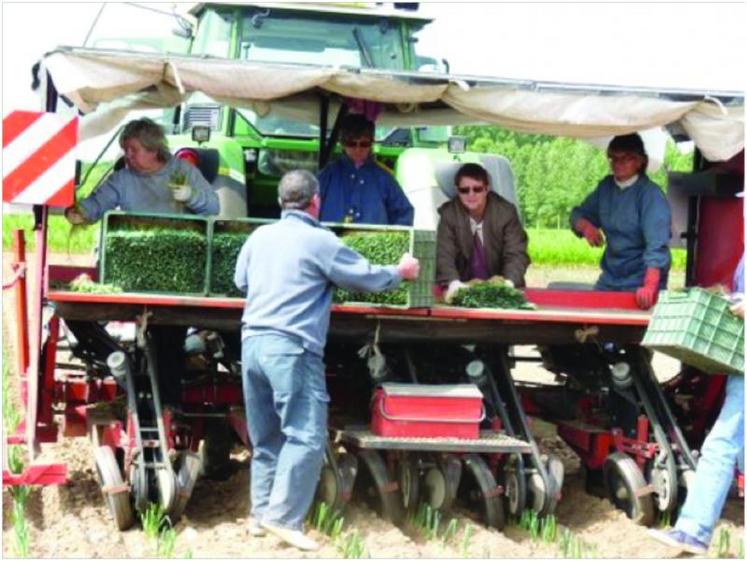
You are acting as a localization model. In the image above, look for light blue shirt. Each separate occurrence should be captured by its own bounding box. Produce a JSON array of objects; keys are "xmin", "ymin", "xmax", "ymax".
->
[
  {"xmin": 570, "ymin": 174, "xmax": 671, "ymax": 291},
  {"xmin": 734, "ymin": 255, "xmax": 744, "ymax": 294},
  {"xmin": 233, "ymin": 210, "xmax": 402, "ymax": 356},
  {"xmin": 80, "ymin": 157, "xmax": 219, "ymax": 221}
]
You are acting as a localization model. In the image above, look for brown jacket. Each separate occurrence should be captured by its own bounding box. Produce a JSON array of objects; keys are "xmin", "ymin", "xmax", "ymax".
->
[{"xmin": 436, "ymin": 192, "xmax": 530, "ymax": 287}]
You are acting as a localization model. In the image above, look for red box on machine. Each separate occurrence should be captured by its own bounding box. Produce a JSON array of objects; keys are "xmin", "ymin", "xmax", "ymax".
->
[{"xmin": 370, "ymin": 383, "xmax": 485, "ymax": 439}]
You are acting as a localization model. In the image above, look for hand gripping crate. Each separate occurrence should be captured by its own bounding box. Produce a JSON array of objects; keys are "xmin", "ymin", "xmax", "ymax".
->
[
  {"xmin": 642, "ymin": 288, "xmax": 744, "ymax": 374},
  {"xmin": 208, "ymin": 217, "xmax": 274, "ymax": 297},
  {"xmin": 326, "ymin": 222, "xmax": 436, "ymax": 308},
  {"xmin": 371, "ymin": 383, "xmax": 485, "ymax": 439},
  {"xmin": 100, "ymin": 211, "xmax": 209, "ymax": 295}
]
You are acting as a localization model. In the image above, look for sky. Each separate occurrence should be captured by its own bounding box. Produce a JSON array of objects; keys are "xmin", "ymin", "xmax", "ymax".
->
[{"xmin": 1, "ymin": 1, "xmax": 744, "ymax": 117}]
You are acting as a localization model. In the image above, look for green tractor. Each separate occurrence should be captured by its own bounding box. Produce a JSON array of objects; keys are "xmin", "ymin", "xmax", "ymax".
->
[{"xmin": 88, "ymin": 2, "xmax": 514, "ymax": 226}]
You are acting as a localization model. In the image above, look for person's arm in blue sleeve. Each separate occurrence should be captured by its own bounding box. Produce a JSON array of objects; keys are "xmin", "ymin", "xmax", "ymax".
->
[
  {"xmin": 569, "ymin": 182, "xmax": 602, "ymax": 234},
  {"xmin": 640, "ymin": 186, "xmax": 672, "ymax": 270},
  {"xmin": 78, "ymin": 171, "xmax": 125, "ymax": 223},
  {"xmin": 382, "ymin": 171, "xmax": 414, "ymax": 226},
  {"xmin": 326, "ymin": 245, "xmax": 402, "ymax": 292},
  {"xmin": 233, "ymin": 239, "xmax": 251, "ymax": 294},
  {"xmin": 183, "ymin": 162, "xmax": 220, "ymax": 216}
]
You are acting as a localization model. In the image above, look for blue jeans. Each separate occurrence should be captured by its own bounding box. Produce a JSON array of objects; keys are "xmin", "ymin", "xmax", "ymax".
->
[
  {"xmin": 676, "ymin": 375, "xmax": 744, "ymax": 544},
  {"xmin": 241, "ymin": 333, "xmax": 329, "ymax": 531}
]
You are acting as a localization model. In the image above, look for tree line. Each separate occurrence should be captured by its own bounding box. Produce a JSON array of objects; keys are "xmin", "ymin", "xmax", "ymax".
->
[{"xmin": 454, "ymin": 126, "xmax": 694, "ymax": 229}]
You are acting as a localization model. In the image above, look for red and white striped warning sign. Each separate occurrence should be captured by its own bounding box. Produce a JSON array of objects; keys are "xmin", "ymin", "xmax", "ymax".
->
[{"xmin": 2, "ymin": 110, "xmax": 78, "ymax": 207}]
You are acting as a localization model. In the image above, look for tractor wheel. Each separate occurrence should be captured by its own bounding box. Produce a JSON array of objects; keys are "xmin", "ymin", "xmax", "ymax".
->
[
  {"xmin": 603, "ymin": 452, "xmax": 655, "ymax": 526},
  {"xmin": 201, "ymin": 420, "xmax": 234, "ymax": 480},
  {"xmin": 353, "ymin": 450, "xmax": 404, "ymax": 525},
  {"xmin": 456, "ymin": 454, "xmax": 505, "ymax": 530},
  {"xmin": 94, "ymin": 445, "xmax": 135, "ymax": 531}
]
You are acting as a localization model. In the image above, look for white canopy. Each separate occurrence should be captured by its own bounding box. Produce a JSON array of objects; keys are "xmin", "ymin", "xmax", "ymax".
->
[{"xmin": 42, "ymin": 48, "xmax": 744, "ymax": 161}]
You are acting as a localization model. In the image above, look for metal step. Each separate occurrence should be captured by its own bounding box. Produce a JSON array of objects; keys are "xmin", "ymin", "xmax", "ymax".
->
[{"xmin": 337, "ymin": 427, "xmax": 532, "ymax": 453}]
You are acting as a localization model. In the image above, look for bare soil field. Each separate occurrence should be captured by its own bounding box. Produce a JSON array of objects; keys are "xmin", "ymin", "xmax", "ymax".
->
[{"xmin": 2, "ymin": 255, "xmax": 741, "ymax": 558}]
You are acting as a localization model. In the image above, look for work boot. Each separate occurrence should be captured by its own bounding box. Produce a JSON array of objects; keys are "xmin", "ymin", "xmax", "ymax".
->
[{"xmin": 261, "ymin": 521, "xmax": 320, "ymax": 551}]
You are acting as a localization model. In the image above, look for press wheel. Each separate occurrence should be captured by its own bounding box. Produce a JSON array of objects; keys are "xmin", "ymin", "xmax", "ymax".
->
[
  {"xmin": 171, "ymin": 452, "xmax": 202, "ymax": 520},
  {"xmin": 317, "ymin": 453, "xmax": 357, "ymax": 513},
  {"xmin": 603, "ymin": 452, "xmax": 655, "ymax": 526},
  {"xmin": 456, "ymin": 454, "xmax": 505, "ymax": 530},
  {"xmin": 354, "ymin": 450, "xmax": 404, "ymax": 524},
  {"xmin": 94, "ymin": 445, "xmax": 135, "ymax": 531},
  {"xmin": 501, "ymin": 454, "xmax": 527, "ymax": 517},
  {"xmin": 397, "ymin": 455, "xmax": 421, "ymax": 515}
]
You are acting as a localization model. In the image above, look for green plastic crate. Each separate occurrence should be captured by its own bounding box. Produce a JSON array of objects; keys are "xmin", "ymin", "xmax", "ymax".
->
[
  {"xmin": 642, "ymin": 288, "xmax": 744, "ymax": 375},
  {"xmin": 208, "ymin": 217, "xmax": 273, "ymax": 297},
  {"xmin": 326, "ymin": 222, "xmax": 436, "ymax": 308},
  {"xmin": 100, "ymin": 211, "xmax": 209, "ymax": 295}
]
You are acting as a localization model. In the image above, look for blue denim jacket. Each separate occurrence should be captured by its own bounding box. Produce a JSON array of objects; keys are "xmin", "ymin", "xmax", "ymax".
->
[
  {"xmin": 570, "ymin": 174, "xmax": 671, "ymax": 290},
  {"xmin": 318, "ymin": 155, "xmax": 414, "ymax": 226},
  {"xmin": 234, "ymin": 210, "xmax": 401, "ymax": 356}
]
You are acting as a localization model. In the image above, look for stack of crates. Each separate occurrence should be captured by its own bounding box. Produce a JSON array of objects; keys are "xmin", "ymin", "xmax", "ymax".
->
[
  {"xmin": 100, "ymin": 211, "xmax": 210, "ymax": 295},
  {"xmin": 327, "ymin": 222, "xmax": 436, "ymax": 308},
  {"xmin": 642, "ymin": 288, "xmax": 744, "ymax": 374}
]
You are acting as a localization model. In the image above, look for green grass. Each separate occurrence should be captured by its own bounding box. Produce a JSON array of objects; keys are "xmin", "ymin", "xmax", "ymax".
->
[{"xmin": 527, "ymin": 227, "xmax": 686, "ymax": 270}]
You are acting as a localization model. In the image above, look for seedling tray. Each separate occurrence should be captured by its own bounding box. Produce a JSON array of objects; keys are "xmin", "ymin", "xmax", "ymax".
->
[
  {"xmin": 325, "ymin": 222, "xmax": 436, "ymax": 308},
  {"xmin": 208, "ymin": 217, "xmax": 274, "ymax": 297},
  {"xmin": 642, "ymin": 288, "xmax": 744, "ymax": 374},
  {"xmin": 99, "ymin": 211, "xmax": 209, "ymax": 296}
]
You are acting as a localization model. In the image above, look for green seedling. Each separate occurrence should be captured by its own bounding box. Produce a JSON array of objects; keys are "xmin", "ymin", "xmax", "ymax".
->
[
  {"xmin": 540, "ymin": 514, "xmax": 557, "ymax": 544},
  {"xmin": 452, "ymin": 279, "xmax": 533, "ymax": 309},
  {"xmin": 340, "ymin": 530, "xmax": 367, "ymax": 558},
  {"xmin": 441, "ymin": 518, "xmax": 459, "ymax": 546},
  {"xmin": 105, "ymin": 227, "xmax": 207, "ymax": 294},
  {"xmin": 460, "ymin": 524, "xmax": 474, "ymax": 558},
  {"xmin": 210, "ymin": 231, "xmax": 251, "ymax": 296},
  {"xmin": 141, "ymin": 503, "xmax": 168, "ymax": 540},
  {"xmin": 334, "ymin": 231, "xmax": 411, "ymax": 306},
  {"xmin": 737, "ymin": 537, "xmax": 744, "ymax": 558},
  {"xmin": 717, "ymin": 527, "xmax": 731, "ymax": 558},
  {"xmin": 157, "ymin": 527, "xmax": 177, "ymax": 558},
  {"xmin": 657, "ymin": 510, "xmax": 671, "ymax": 529}
]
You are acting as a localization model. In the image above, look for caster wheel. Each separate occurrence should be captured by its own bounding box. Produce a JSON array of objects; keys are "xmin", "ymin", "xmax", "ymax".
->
[{"xmin": 603, "ymin": 452, "xmax": 655, "ymax": 526}]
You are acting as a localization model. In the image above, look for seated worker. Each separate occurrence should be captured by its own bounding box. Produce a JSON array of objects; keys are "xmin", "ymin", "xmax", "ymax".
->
[
  {"xmin": 570, "ymin": 133, "xmax": 671, "ymax": 309},
  {"xmin": 65, "ymin": 117, "xmax": 219, "ymax": 224},
  {"xmin": 318, "ymin": 113, "xmax": 414, "ymax": 225},
  {"xmin": 437, "ymin": 162, "xmax": 530, "ymax": 301},
  {"xmin": 64, "ymin": 117, "xmax": 219, "ymax": 407}
]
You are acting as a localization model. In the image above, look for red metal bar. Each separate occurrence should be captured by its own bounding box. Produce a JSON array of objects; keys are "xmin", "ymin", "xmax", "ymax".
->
[
  {"xmin": 12, "ymin": 230, "xmax": 29, "ymax": 395},
  {"xmin": 2, "ymin": 464, "xmax": 67, "ymax": 486},
  {"xmin": 524, "ymin": 288, "xmax": 639, "ymax": 310},
  {"xmin": 47, "ymin": 264, "xmax": 98, "ymax": 284},
  {"xmin": 38, "ymin": 315, "xmax": 59, "ymax": 428}
]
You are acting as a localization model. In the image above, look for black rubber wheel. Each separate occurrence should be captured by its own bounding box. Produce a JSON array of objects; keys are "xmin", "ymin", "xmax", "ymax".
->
[
  {"xmin": 201, "ymin": 420, "xmax": 234, "ymax": 480},
  {"xmin": 94, "ymin": 445, "xmax": 135, "ymax": 531},
  {"xmin": 456, "ymin": 454, "xmax": 505, "ymax": 530},
  {"xmin": 353, "ymin": 450, "xmax": 404, "ymax": 525},
  {"xmin": 603, "ymin": 452, "xmax": 655, "ymax": 526},
  {"xmin": 501, "ymin": 454, "xmax": 527, "ymax": 518}
]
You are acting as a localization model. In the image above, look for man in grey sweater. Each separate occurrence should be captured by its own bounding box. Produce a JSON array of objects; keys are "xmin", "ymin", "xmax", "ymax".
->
[{"xmin": 234, "ymin": 169, "xmax": 419, "ymax": 550}]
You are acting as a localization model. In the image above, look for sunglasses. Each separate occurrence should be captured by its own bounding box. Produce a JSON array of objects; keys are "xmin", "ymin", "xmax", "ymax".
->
[
  {"xmin": 457, "ymin": 186, "xmax": 486, "ymax": 195},
  {"xmin": 343, "ymin": 139, "xmax": 373, "ymax": 149}
]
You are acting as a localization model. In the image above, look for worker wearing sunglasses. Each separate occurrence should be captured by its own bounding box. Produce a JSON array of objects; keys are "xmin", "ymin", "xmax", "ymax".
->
[
  {"xmin": 570, "ymin": 133, "xmax": 671, "ymax": 309},
  {"xmin": 437, "ymin": 162, "xmax": 530, "ymax": 302},
  {"xmin": 318, "ymin": 113, "xmax": 414, "ymax": 226}
]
